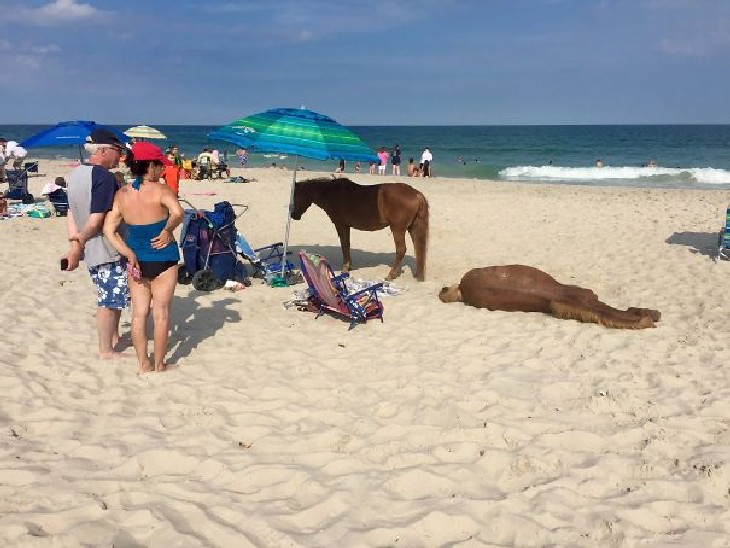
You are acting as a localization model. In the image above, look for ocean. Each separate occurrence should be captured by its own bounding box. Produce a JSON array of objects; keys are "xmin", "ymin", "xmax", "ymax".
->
[{"xmin": 3, "ymin": 124, "xmax": 730, "ymax": 189}]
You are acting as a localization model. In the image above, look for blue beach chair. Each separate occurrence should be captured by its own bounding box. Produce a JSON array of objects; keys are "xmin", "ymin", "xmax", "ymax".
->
[
  {"xmin": 715, "ymin": 206, "xmax": 730, "ymax": 261},
  {"xmin": 235, "ymin": 234, "xmax": 297, "ymax": 284}
]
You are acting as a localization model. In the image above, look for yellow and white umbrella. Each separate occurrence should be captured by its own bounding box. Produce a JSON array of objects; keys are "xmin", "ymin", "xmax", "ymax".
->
[{"xmin": 124, "ymin": 125, "xmax": 166, "ymax": 140}]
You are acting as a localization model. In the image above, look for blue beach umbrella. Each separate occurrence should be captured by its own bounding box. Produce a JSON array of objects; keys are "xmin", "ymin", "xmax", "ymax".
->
[
  {"xmin": 209, "ymin": 107, "xmax": 378, "ymax": 280},
  {"xmin": 20, "ymin": 120, "xmax": 128, "ymax": 161}
]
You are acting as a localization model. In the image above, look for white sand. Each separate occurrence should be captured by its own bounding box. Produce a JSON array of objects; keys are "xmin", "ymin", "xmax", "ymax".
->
[{"xmin": 1, "ymin": 160, "xmax": 730, "ymax": 546}]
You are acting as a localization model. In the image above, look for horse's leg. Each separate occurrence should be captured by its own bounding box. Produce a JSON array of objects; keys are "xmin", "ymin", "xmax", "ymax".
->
[
  {"xmin": 408, "ymin": 194, "xmax": 429, "ymax": 281},
  {"xmin": 336, "ymin": 224, "xmax": 352, "ymax": 272},
  {"xmin": 408, "ymin": 225, "xmax": 427, "ymax": 282},
  {"xmin": 387, "ymin": 226, "xmax": 407, "ymax": 280}
]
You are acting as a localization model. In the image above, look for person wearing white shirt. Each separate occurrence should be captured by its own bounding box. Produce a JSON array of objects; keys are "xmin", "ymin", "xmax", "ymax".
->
[
  {"xmin": 0, "ymin": 138, "xmax": 6, "ymax": 184},
  {"xmin": 421, "ymin": 148, "xmax": 433, "ymax": 177}
]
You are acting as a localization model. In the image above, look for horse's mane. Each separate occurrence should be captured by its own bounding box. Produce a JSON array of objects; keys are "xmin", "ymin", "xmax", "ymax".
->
[{"xmin": 298, "ymin": 177, "xmax": 356, "ymax": 188}]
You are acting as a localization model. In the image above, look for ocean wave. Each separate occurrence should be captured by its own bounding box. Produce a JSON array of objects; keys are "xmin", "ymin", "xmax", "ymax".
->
[{"xmin": 499, "ymin": 165, "xmax": 730, "ymax": 185}]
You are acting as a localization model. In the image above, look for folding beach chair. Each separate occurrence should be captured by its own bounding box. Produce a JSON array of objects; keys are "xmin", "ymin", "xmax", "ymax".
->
[
  {"xmin": 298, "ymin": 250, "xmax": 384, "ymax": 329},
  {"xmin": 47, "ymin": 188, "xmax": 69, "ymax": 216},
  {"xmin": 5, "ymin": 167, "xmax": 31, "ymax": 201},
  {"xmin": 235, "ymin": 234, "xmax": 297, "ymax": 284},
  {"xmin": 715, "ymin": 206, "xmax": 730, "ymax": 261}
]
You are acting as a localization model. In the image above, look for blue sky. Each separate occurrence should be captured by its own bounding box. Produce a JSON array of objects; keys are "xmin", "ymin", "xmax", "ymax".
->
[{"xmin": 1, "ymin": 0, "xmax": 729, "ymax": 125}]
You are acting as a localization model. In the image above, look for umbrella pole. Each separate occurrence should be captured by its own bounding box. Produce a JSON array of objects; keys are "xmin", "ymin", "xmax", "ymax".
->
[
  {"xmin": 78, "ymin": 144, "xmax": 83, "ymax": 162},
  {"xmin": 279, "ymin": 155, "xmax": 299, "ymax": 279}
]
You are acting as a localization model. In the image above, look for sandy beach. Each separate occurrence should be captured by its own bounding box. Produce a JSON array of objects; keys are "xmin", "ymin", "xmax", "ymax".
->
[{"xmin": 2, "ymin": 160, "xmax": 730, "ymax": 546}]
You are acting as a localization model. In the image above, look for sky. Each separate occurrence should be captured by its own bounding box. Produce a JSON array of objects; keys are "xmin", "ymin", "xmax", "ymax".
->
[{"xmin": 1, "ymin": 0, "xmax": 729, "ymax": 126}]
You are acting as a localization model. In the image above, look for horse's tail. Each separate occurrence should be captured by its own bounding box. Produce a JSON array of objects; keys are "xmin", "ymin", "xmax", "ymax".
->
[{"xmin": 410, "ymin": 192, "xmax": 429, "ymax": 281}]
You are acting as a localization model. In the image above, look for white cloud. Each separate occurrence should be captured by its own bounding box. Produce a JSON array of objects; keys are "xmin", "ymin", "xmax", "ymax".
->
[
  {"xmin": 39, "ymin": 0, "xmax": 97, "ymax": 21},
  {"xmin": 30, "ymin": 43, "xmax": 62, "ymax": 54},
  {"xmin": 3, "ymin": 0, "xmax": 103, "ymax": 25},
  {"xmin": 0, "ymin": 39, "xmax": 62, "ymax": 70}
]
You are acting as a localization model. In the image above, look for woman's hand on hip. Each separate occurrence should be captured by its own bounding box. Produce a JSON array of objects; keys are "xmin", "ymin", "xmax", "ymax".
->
[{"xmin": 150, "ymin": 229, "xmax": 173, "ymax": 249}]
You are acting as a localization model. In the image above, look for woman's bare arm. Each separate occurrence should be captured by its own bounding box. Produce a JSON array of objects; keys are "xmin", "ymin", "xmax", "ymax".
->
[
  {"xmin": 150, "ymin": 186, "xmax": 185, "ymax": 249},
  {"xmin": 103, "ymin": 194, "xmax": 137, "ymax": 265}
]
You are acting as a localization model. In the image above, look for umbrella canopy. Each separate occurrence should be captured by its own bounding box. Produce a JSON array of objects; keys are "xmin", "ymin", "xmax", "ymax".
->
[
  {"xmin": 124, "ymin": 125, "xmax": 167, "ymax": 140},
  {"xmin": 19, "ymin": 120, "xmax": 128, "ymax": 160},
  {"xmin": 208, "ymin": 107, "xmax": 378, "ymax": 282},
  {"xmin": 208, "ymin": 107, "xmax": 377, "ymax": 163}
]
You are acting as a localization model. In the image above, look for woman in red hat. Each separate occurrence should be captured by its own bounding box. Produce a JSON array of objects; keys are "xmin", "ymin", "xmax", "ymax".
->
[{"xmin": 103, "ymin": 142, "xmax": 184, "ymax": 374}]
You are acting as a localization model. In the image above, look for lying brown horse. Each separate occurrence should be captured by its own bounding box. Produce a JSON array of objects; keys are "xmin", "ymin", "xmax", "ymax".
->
[
  {"xmin": 291, "ymin": 177, "xmax": 429, "ymax": 281},
  {"xmin": 440, "ymin": 265, "xmax": 661, "ymax": 329}
]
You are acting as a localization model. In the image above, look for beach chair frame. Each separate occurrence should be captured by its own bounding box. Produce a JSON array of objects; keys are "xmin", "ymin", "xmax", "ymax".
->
[{"xmin": 298, "ymin": 251, "xmax": 384, "ymax": 329}]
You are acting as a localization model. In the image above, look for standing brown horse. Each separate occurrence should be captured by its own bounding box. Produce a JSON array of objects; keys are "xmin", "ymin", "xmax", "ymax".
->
[{"xmin": 291, "ymin": 177, "xmax": 429, "ymax": 281}]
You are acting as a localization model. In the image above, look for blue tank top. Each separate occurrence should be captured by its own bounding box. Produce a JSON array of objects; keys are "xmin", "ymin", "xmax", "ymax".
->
[{"xmin": 125, "ymin": 217, "xmax": 180, "ymax": 262}]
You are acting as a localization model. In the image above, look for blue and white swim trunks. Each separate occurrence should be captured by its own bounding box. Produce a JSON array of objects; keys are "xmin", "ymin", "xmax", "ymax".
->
[{"xmin": 88, "ymin": 260, "xmax": 129, "ymax": 309}]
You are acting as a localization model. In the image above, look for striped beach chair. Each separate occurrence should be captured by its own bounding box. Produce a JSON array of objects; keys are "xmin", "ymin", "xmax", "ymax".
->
[
  {"xmin": 298, "ymin": 251, "xmax": 384, "ymax": 329},
  {"xmin": 715, "ymin": 206, "xmax": 730, "ymax": 261}
]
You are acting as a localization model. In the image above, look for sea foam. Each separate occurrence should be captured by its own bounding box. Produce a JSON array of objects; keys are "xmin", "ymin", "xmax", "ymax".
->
[{"xmin": 499, "ymin": 166, "xmax": 730, "ymax": 185}]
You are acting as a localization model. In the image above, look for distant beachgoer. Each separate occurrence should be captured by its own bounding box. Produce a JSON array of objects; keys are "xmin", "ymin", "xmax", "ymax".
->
[
  {"xmin": 163, "ymin": 152, "xmax": 181, "ymax": 195},
  {"xmin": 595, "ymin": 159, "xmax": 604, "ymax": 168},
  {"xmin": 103, "ymin": 141, "xmax": 184, "ymax": 374},
  {"xmin": 354, "ymin": 161, "xmax": 361, "ymax": 174},
  {"xmin": 0, "ymin": 137, "xmax": 7, "ymax": 184},
  {"xmin": 170, "ymin": 145, "xmax": 183, "ymax": 168},
  {"xmin": 212, "ymin": 149, "xmax": 230, "ymax": 178},
  {"xmin": 391, "ymin": 145, "xmax": 401, "ymax": 176},
  {"xmin": 369, "ymin": 161, "xmax": 376, "ymax": 175},
  {"xmin": 63, "ymin": 128, "xmax": 129, "ymax": 360},
  {"xmin": 421, "ymin": 148, "xmax": 433, "ymax": 177},
  {"xmin": 236, "ymin": 148, "xmax": 248, "ymax": 168},
  {"xmin": 408, "ymin": 158, "xmax": 418, "ymax": 177},
  {"xmin": 197, "ymin": 148, "xmax": 214, "ymax": 179},
  {"xmin": 41, "ymin": 177, "xmax": 68, "ymax": 196},
  {"xmin": 377, "ymin": 148, "xmax": 389, "ymax": 175},
  {"xmin": 645, "ymin": 159, "xmax": 657, "ymax": 168},
  {"xmin": 335, "ymin": 158, "xmax": 345, "ymax": 173}
]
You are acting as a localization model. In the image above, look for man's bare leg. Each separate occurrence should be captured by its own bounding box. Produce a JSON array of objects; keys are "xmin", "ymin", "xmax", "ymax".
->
[{"xmin": 97, "ymin": 307, "xmax": 130, "ymax": 359}]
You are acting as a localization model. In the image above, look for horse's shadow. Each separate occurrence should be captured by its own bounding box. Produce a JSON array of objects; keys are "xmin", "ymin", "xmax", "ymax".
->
[
  {"xmin": 167, "ymin": 295, "xmax": 241, "ymax": 363},
  {"xmin": 665, "ymin": 231, "xmax": 719, "ymax": 258},
  {"xmin": 292, "ymin": 243, "xmax": 417, "ymax": 276}
]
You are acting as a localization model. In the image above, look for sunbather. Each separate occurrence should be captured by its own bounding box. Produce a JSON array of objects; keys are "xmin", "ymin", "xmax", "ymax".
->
[{"xmin": 103, "ymin": 142, "xmax": 184, "ymax": 373}]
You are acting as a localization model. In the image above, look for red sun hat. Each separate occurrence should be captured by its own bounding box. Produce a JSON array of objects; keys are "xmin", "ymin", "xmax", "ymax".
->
[{"xmin": 131, "ymin": 141, "xmax": 172, "ymax": 165}]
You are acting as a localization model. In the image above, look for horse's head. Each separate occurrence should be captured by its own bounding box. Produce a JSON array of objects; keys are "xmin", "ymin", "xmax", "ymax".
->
[
  {"xmin": 290, "ymin": 181, "xmax": 313, "ymax": 220},
  {"xmin": 291, "ymin": 178, "xmax": 331, "ymax": 220}
]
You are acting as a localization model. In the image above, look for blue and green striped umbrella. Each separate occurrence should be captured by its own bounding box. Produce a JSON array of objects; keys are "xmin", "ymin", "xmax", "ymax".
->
[
  {"xmin": 208, "ymin": 107, "xmax": 377, "ymax": 163},
  {"xmin": 209, "ymin": 108, "xmax": 377, "ymax": 283}
]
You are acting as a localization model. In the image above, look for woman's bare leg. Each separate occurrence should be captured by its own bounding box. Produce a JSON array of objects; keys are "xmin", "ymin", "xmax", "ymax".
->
[
  {"xmin": 149, "ymin": 265, "xmax": 178, "ymax": 371},
  {"xmin": 129, "ymin": 278, "xmax": 153, "ymax": 373}
]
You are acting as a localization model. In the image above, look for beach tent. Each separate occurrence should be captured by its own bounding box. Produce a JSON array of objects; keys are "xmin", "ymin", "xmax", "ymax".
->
[{"xmin": 208, "ymin": 107, "xmax": 378, "ymax": 281}]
